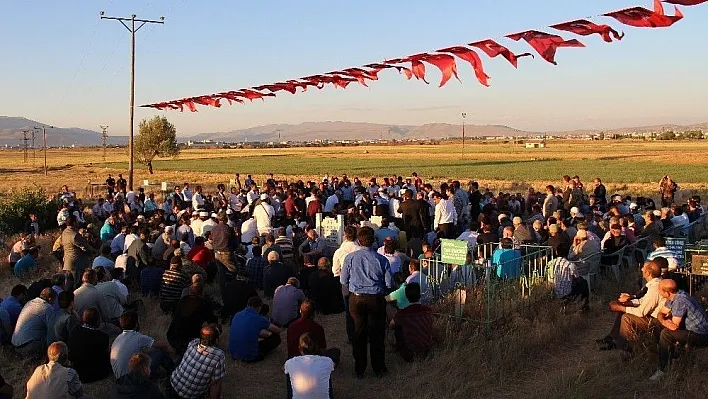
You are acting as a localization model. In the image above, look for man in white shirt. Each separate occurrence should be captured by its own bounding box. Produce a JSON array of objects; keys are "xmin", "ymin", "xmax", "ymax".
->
[
  {"xmin": 457, "ymin": 222, "xmax": 479, "ymax": 253},
  {"xmin": 192, "ymin": 212, "xmax": 207, "ymax": 238},
  {"xmin": 433, "ymin": 192, "xmax": 457, "ymax": 238},
  {"xmin": 110, "ymin": 311, "xmax": 173, "ymax": 379},
  {"xmin": 182, "ymin": 183, "xmax": 193, "ymax": 202},
  {"xmin": 597, "ymin": 260, "xmax": 663, "ymax": 351},
  {"xmin": 323, "ymin": 191, "xmax": 341, "ymax": 215},
  {"xmin": 191, "ymin": 186, "xmax": 205, "ymax": 211},
  {"xmin": 285, "ymin": 332, "xmax": 335, "ymax": 399},
  {"xmin": 254, "ymin": 194, "xmax": 275, "ymax": 236},
  {"xmin": 247, "ymin": 184, "xmax": 259, "ymax": 205},
  {"xmin": 240, "ymin": 217, "xmax": 258, "ymax": 245},
  {"xmin": 332, "ymin": 226, "xmax": 361, "ymax": 343}
]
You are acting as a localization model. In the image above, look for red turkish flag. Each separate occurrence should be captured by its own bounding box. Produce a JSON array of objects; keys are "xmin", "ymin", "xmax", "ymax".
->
[
  {"xmin": 235, "ymin": 89, "xmax": 276, "ymax": 102},
  {"xmin": 663, "ymin": 0, "xmax": 706, "ymax": 5},
  {"xmin": 217, "ymin": 92, "xmax": 246, "ymax": 105},
  {"xmin": 384, "ymin": 57, "xmax": 429, "ymax": 83},
  {"xmin": 550, "ymin": 19, "xmax": 624, "ymax": 43},
  {"xmin": 416, "ymin": 54, "xmax": 461, "ymax": 87},
  {"xmin": 437, "ymin": 46, "xmax": 490, "ymax": 87},
  {"xmin": 506, "ymin": 30, "xmax": 585, "ymax": 65},
  {"xmin": 468, "ymin": 39, "xmax": 533, "ymax": 68},
  {"xmin": 363, "ymin": 63, "xmax": 414, "ymax": 80},
  {"xmin": 182, "ymin": 100, "xmax": 198, "ymax": 113},
  {"xmin": 604, "ymin": 0, "xmax": 684, "ymax": 28}
]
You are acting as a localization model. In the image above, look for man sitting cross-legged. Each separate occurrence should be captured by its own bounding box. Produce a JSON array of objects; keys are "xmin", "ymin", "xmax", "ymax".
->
[{"xmin": 597, "ymin": 260, "xmax": 663, "ymax": 351}]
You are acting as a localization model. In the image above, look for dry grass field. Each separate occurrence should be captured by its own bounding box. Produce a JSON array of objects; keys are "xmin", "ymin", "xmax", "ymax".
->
[
  {"xmin": 2, "ymin": 140, "xmax": 708, "ymax": 398},
  {"xmin": 1, "ymin": 140, "xmax": 708, "ymax": 199}
]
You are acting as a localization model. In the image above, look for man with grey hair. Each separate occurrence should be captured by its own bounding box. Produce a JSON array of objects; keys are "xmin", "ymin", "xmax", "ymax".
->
[
  {"xmin": 263, "ymin": 251, "xmax": 295, "ymax": 298},
  {"xmin": 11, "ymin": 287, "xmax": 56, "ymax": 357},
  {"xmin": 271, "ymin": 277, "xmax": 307, "ymax": 327},
  {"xmin": 26, "ymin": 341, "xmax": 86, "ymax": 399}
]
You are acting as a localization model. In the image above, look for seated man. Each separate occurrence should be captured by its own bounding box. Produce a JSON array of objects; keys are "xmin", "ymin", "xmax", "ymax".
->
[
  {"xmin": 649, "ymin": 279, "xmax": 708, "ymax": 381},
  {"xmin": 170, "ymin": 325, "xmax": 225, "ymax": 399},
  {"xmin": 92, "ymin": 244, "xmax": 115, "ymax": 270},
  {"xmin": 272, "ymin": 277, "xmax": 307, "ymax": 328},
  {"xmin": 53, "ymin": 291, "xmax": 79, "ymax": 343},
  {"xmin": 67, "ymin": 307, "xmax": 112, "ymax": 383},
  {"xmin": 286, "ymin": 300, "xmax": 341, "ymax": 365},
  {"xmin": 11, "ymin": 287, "xmax": 55, "ymax": 358},
  {"xmin": 646, "ymin": 236, "xmax": 679, "ymax": 272},
  {"xmin": 307, "ymin": 258, "xmax": 345, "ymax": 315},
  {"xmin": 111, "ymin": 352, "xmax": 166, "ymax": 399},
  {"xmin": 389, "ymin": 283, "xmax": 433, "ymax": 362},
  {"xmin": 1, "ymin": 284, "xmax": 27, "ymax": 330},
  {"xmin": 245, "ymin": 245, "xmax": 268, "ymax": 290},
  {"xmin": 597, "ymin": 261, "xmax": 662, "ymax": 351},
  {"xmin": 285, "ymin": 333, "xmax": 336, "ymax": 399},
  {"xmin": 548, "ymin": 244, "xmax": 589, "ymax": 310},
  {"xmin": 14, "ymin": 246, "xmax": 40, "ymax": 278},
  {"xmin": 221, "ymin": 270, "xmax": 258, "ymax": 325},
  {"xmin": 229, "ymin": 296, "xmax": 282, "ymax": 362},
  {"xmin": 26, "ymin": 342, "xmax": 86, "ymax": 399},
  {"xmin": 140, "ymin": 260, "xmax": 164, "ymax": 297},
  {"xmin": 160, "ymin": 257, "xmax": 190, "ymax": 313},
  {"xmin": 111, "ymin": 311, "xmax": 174, "ymax": 380},
  {"xmin": 263, "ymin": 252, "xmax": 296, "ymax": 299},
  {"xmin": 492, "ymin": 238, "xmax": 522, "ymax": 279},
  {"xmin": 167, "ymin": 282, "xmax": 218, "ymax": 355}
]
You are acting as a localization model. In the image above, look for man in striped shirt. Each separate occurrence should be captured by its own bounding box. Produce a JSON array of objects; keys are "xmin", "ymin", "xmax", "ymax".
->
[
  {"xmin": 160, "ymin": 257, "xmax": 190, "ymax": 313},
  {"xmin": 646, "ymin": 236, "xmax": 679, "ymax": 271}
]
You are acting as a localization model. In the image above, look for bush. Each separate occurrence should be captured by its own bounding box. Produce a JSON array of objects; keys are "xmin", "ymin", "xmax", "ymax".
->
[{"xmin": 0, "ymin": 187, "xmax": 59, "ymax": 235}]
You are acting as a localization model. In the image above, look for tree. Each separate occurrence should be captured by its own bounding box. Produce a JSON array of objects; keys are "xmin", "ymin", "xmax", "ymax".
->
[{"xmin": 135, "ymin": 116, "xmax": 179, "ymax": 174}]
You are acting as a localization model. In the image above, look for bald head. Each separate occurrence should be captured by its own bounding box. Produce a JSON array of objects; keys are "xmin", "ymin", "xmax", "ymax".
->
[
  {"xmin": 642, "ymin": 260, "xmax": 662, "ymax": 280},
  {"xmin": 267, "ymin": 251, "xmax": 280, "ymax": 262}
]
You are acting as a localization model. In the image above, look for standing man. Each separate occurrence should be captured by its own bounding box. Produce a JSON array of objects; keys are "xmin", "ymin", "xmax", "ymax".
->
[
  {"xmin": 432, "ymin": 192, "xmax": 457, "ymax": 239},
  {"xmin": 398, "ymin": 190, "xmax": 425, "ymax": 239},
  {"xmin": 60, "ymin": 215, "xmax": 90, "ymax": 287},
  {"xmin": 340, "ymin": 226, "xmax": 393, "ymax": 378},
  {"xmin": 211, "ymin": 213, "xmax": 237, "ymax": 301},
  {"xmin": 543, "ymin": 185, "xmax": 558, "ymax": 220},
  {"xmin": 593, "ymin": 178, "xmax": 607, "ymax": 207}
]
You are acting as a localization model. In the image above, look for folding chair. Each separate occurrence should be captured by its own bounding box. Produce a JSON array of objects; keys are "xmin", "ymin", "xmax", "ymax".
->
[{"xmin": 600, "ymin": 247, "xmax": 624, "ymax": 281}]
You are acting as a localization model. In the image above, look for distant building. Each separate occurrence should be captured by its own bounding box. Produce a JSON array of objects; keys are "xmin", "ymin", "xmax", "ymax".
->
[{"xmin": 524, "ymin": 140, "xmax": 546, "ymax": 149}]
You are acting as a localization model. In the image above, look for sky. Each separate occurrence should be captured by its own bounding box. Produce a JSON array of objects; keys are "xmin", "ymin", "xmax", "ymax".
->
[{"xmin": 2, "ymin": 0, "xmax": 707, "ymax": 137}]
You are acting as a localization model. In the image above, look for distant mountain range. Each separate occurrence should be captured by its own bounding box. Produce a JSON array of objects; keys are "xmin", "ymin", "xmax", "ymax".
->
[
  {"xmin": 1, "ymin": 116, "xmax": 706, "ymax": 147},
  {"xmin": 0, "ymin": 117, "xmax": 127, "ymax": 147}
]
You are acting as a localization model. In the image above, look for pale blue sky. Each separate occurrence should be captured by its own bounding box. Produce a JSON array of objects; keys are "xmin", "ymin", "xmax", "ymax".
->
[{"xmin": 1, "ymin": 0, "xmax": 707, "ymax": 136}]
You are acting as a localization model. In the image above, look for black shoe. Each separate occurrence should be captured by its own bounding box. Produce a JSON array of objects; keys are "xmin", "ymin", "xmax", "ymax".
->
[
  {"xmin": 599, "ymin": 342, "xmax": 616, "ymax": 351},
  {"xmin": 596, "ymin": 336, "xmax": 613, "ymax": 345}
]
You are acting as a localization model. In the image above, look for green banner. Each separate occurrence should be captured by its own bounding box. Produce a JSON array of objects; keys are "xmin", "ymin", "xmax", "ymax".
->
[{"xmin": 440, "ymin": 239, "xmax": 468, "ymax": 265}]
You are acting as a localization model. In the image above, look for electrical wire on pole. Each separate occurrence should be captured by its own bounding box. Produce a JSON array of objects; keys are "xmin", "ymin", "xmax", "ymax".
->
[{"xmin": 100, "ymin": 11, "xmax": 164, "ymax": 191}]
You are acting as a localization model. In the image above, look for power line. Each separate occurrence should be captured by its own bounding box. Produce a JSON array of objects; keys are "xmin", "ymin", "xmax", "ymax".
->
[{"xmin": 100, "ymin": 12, "xmax": 164, "ymax": 191}]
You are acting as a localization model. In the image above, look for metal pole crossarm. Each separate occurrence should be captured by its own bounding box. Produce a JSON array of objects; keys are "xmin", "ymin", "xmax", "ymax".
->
[{"xmin": 100, "ymin": 11, "xmax": 164, "ymax": 191}]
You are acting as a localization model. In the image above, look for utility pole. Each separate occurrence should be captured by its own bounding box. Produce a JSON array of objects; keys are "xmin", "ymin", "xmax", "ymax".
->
[
  {"xmin": 100, "ymin": 125, "xmax": 109, "ymax": 162},
  {"xmin": 34, "ymin": 126, "xmax": 52, "ymax": 175},
  {"xmin": 461, "ymin": 112, "xmax": 467, "ymax": 160},
  {"xmin": 101, "ymin": 11, "xmax": 164, "ymax": 191},
  {"xmin": 21, "ymin": 130, "xmax": 30, "ymax": 163},
  {"xmin": 31, "ymin": 130, "xmax": 37, "ymax": 167}
]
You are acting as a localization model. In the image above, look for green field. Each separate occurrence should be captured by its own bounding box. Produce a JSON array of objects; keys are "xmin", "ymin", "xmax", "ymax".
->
[{"xmin": 109, "ymin": 154, "xmax": 706, "ymax": 184}]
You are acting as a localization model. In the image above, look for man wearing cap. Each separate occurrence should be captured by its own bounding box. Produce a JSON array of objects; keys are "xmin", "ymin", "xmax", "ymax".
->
[
  {"xmin": 254, "ymin": 193, "xmax": 275, "ymax": 236},
  {"xmin": 202, "ymin": 213, "xmax": 217, "ymax": 237},
  {"xmin": 191, "ymin": 211, "xmax": 208, "ymax": 238}
]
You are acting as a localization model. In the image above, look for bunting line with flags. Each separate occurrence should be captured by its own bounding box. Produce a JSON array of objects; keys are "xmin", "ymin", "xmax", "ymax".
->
[{"xmin": 140, "ymin": 0, "xmax": 702, "ymax": 112}]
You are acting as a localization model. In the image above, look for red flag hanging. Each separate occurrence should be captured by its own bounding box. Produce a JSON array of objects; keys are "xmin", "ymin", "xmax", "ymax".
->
[
  {"xmin": 662, "ymin": 0, "xmax": 706, "ymax": 6},
  {"xmin": 550, "ymin": 19, "xmax": 624, "ymax": 43},
  {"xmin": 385, "ymin": 56, "xmax": 429, "ymax": 84},
  {"xmin": 363, "ymin": 63, "xmax": 414, "ymax": 80},
  {"xmin": 417, "ymin": 54, "xmax": 461, "ymax": 87},
  {"xmin": 253, "ymin": 83, "xmax": 298, "ymax": 95},
  {"xmin": 604, "ymin": 0, "xmax": 684, "ymax": 28},
  {"xmin": 437, "ymin": 46, "xmax": 490, "ymax": 87},
  {"xmin": 469, "ymin": 39, "xmax": 533, "ymax": 68},
  {"xmin": 181, "ymin": 100, "xmax": 198, "ymax": 113},
  {"xmin": 327, "ymin": 68, "xmax": 377, "ymax": 87},
  {"xmin": 506, "ymin": 30, "xmax": 585, "ymax": 65}
]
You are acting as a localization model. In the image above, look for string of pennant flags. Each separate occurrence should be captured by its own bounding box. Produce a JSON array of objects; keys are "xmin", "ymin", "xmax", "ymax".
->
[{"xmin": 140, "ymin": 0, "xmax": 704, "ymax": 112}]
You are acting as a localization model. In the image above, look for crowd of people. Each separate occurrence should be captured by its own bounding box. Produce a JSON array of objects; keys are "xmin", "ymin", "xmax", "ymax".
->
[{"xmin": 0, "ymin": 170, "xmax": 706, "ymax": 397}]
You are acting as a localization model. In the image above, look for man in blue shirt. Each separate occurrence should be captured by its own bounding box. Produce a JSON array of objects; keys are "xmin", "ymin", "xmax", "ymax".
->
[
  {"xmin": 0, "ymin": 284, "xmax": 27, "ymax": 328},
  {"xmin": 14, "ymin": 247, "xmax": 39, "ymax": 278},
  {"xmin": 229, "ymin": 296, "xmax": 282, "ymax": 362},
  {"xmin": 650, "ymin": 279, "xmax": 708, "ymax": 381},
  {"xmin": 340, "ymin": 226, "xmax": 393, "ymax": 378},
  {"xmin": 492, "ymin": 238, "xmax": 522, "ymax": 280},
  {"xmin": 376, "ymin": 219, "xmax": 398, "ymax": 247}
]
